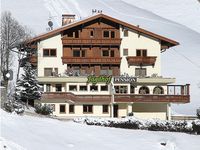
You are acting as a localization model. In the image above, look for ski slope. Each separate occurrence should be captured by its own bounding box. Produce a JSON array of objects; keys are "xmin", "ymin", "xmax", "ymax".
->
[
  {"xmin": 1, "ymin": 0, "xmax": 200, "ymax": 115},
  {"xmin": 123, "ymin": 0, "xmax": 200, "ymax": 34},
  {"xmin": 1, "ymin": 110, "xmax": 200, "ymax": 150}
]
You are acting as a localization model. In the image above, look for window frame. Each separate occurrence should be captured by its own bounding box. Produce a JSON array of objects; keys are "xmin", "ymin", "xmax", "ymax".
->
[
  {"xmin": 136, "ymin": 49, "xmax": 147, "ymax": 57},
  {"xmin": 90, "ymin": 85, "xmax": 98, "ymax": 91},
  {"xmin": 83, "ymin": 105, "xmax": 93, "ymax": 113},
  {"xmin": 69, "ymin": 104, "xmax": 75, "ymax": 113},
  {"xmin": 55, "ymin": 84, "xmax": 62, "ymax": 92},
  {"xmin": 43, "ymin": 49, "xmax": 57, "ymax": 57},
  {"xmin": 69, "ymin": 85, "xmax": 77, "ymax": 91},
  {"xmin": 123, "ymin": 48, "xmax": 128, "ymax": 56},
  {"xmin": 59, "ymin": 104, "xmax": 66, "ymax": 113},
  {"xmin": 79, "ymin": 85, "xmax": 88, "ymax": 91},
  {"xmin": 124, "ymin": 29, "xmax": 128, "ymax": 37},
  {"xmin": 102, "ymin": 105, "xmax": 109, "ymax": 113},
  {"xmin": 103, "ymin": 30, "xmax": 110, "ymax": 38},
  {"xmin": 101, "ymin": 85, "xmax": 108, "ymax": 91}
]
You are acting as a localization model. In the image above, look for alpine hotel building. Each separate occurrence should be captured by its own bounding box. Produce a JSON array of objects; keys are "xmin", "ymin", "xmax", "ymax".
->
[{"xmin": 25, "ymin": 13, "xmax": 190, "ymax": 120}]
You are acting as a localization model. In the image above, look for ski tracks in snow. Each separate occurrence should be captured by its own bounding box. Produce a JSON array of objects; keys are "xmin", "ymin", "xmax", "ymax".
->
[{"xmin": 99, "ymin": 0, "xmax": 181, "ymax": 28}]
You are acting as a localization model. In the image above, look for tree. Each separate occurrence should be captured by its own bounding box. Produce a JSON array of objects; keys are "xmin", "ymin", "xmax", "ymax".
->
[
  {"xmin": 0, "ymin": 11, "xmax": 32, "ymax": 94},
  {"xmin": 15, "ymin": 62, "xmax": 42, "ymax": 107}
]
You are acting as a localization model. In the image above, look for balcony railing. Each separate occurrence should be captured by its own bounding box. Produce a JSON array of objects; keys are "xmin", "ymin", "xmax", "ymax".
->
[
  {"xmin": 62, "ymin": 57, "xmax": 121, "ymax": 64},
  {"xmin": 126, "ymin": 56, "xmax": 157, "ymax": 66},
  {"xmin": 62, "ymin": 38, "xmax": 122, "ymax": 45}
]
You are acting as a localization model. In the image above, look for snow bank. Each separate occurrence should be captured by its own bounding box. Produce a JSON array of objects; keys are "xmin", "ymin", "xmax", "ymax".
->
[{"xmin": 74, "ymin": 117, "xmax": 200, "ymax": 134}]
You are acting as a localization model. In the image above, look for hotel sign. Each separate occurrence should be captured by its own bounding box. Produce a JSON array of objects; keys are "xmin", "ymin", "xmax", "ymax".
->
[
  {"xmin": 87, "ymin": 75, "xmax": 136, "ymax": 84},
  {"xmin": 87, "ymin": 75, "xmax": 112, "ymax": 85},
  {"xmin": 114, "ymin": 76, "xmax": 136, "ymax": 83}
]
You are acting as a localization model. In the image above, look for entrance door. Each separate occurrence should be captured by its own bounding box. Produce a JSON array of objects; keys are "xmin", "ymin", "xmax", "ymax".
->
[{"xmin": 113, "ymin": 104, "xmax": 118, "ymax": 118}]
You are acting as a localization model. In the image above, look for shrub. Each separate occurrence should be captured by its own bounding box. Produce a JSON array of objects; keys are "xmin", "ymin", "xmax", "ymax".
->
[
  {"xmin": 4, "ymin": 100, "xmax": 25, "ymax": 114},
  {"xmin": 35, "ymin": 103, "xmax": 53, "ymax": 115},
  {"xmin": 192, "ymin": 120, "xmax": 200, "ymax": 135}
]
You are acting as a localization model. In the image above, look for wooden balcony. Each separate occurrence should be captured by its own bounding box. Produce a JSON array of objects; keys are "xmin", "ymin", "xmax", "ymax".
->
[
  {"xmin": 114, "ymin": 94, "xmax": 190, "ymax": 103},
  {"xmin": 62, "ymin": 38, "xmax": 122, "ymax": 45},
  {"xmin": 62, "ymin": 57, "xmax": 121, "ymax": 64},
  {"xmin": 126, "ymin": 56, "xmax": 157, "ymax": 66},
  {"xmin": 41, "ymin": 92, "xmax": 189, "ymax": 103},
  {"xmin": 42, "ymin": 92, "xmax": 111, "ymax": 103}
]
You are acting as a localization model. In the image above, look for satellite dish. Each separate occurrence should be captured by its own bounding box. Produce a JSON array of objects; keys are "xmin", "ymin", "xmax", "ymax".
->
[{"xmin": 48, "ymin": 20, "xmax": 53, "ymax": 28}]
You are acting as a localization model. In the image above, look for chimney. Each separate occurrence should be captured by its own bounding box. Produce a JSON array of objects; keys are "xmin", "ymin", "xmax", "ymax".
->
[{"xmin": 62, "ymin": 14, "xmax": 75, "ymax": 26}]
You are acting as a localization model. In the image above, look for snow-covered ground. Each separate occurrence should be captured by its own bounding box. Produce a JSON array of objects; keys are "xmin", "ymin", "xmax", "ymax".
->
[
  {"xmin": 123, "ymin": 0, "xmax": 200, "ymax": 33},
  {"xmin": 0, "ymin": 109, "xmax": 200, "ymax": 150},
  {"xmin": 1, "ymin": 0, "xmax": 200, "ymax": 115}
]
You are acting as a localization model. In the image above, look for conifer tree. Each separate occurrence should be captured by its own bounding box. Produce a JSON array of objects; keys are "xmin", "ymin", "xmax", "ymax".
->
[{"xmin": 15, "ymin": 62, "xmax": 42, "ymax": 107}]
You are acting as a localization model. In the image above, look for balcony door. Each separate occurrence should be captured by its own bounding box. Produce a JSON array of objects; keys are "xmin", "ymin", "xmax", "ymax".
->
[{"xmin": 113, "ymin": 104, "xmax": 118, "ymax": 118}]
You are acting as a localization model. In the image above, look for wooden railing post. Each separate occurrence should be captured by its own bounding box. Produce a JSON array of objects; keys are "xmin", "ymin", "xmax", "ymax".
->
[{"xmin": 186, "ymin": 84, "xmax": 190, "ymax": 95}]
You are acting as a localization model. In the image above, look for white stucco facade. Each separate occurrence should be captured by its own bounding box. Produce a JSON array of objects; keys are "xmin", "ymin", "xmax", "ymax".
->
[
  {"xmin": 37, "ymin": 34, "xmax": 67, "ymax": 77},
  {"xmin": 120, "ymin": 27, "xmax": 161, "ymax": 76}
]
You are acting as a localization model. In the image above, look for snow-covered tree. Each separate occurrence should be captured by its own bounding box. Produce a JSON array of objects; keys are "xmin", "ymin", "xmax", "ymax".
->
[{"xmin": 15, "ymin": 62, "xmax": 42, "ymax": 107}]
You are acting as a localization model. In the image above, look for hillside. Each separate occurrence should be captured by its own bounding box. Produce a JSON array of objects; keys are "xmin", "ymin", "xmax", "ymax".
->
[
  {"xmin": 1, "ymin": 0, "xmax": 200, "ymax": 115},
  {"xmin": 123, "ymin": 0, "xmax": 200, "ymax": 33},
  {"xmin": 1, "ymin": 110, "xmax": 200, "ymax": 150}
]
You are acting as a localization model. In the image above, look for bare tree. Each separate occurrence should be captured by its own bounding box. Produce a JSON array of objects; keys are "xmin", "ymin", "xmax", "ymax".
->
[{"xmin": 0, "ymin": 11, "xmax": 32, "ymax": 94}]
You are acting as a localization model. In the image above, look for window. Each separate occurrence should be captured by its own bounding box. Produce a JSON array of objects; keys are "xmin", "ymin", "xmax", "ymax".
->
[
  {"xmin": 90, "ymin": 85, "xmax": 98, "ymax": 91},
  {"xmin": 101, "ymin": 85, "xmax": 108, "ymax": 91},
  {"xmin": 73, "ymin": 50, "xmax": 85, "ymax": 57},
  {"xmin": 83, "ymin": 105, "xmax": 93, "ymax": 113},
  {"xmin": 75, "ymin": 31, "xmax": 79, "ymax": 38},
  {"xmin": 123, "ymin": 49, "xmax": 128, "ymax": 56},
  {"xmin": 69, "ymin": 105, "xmax": 75, "ymax": 113},
  {"xmin": 124, "ymin": 29, "xmax": 128, "ymax": 37},
  {"xmin": 46, "ymin": 84, "xmax": 51, "ymax": 92},
  {"xmin": 90, "ymin": 30, "xmax": 94, "ymax": 37},
  {"xmin": 102, "ymin": 105, "xmax": 109, "ymax": 113},
  {"xmin": 110, "ymin": 50, "xmax": 114, "ymax": 57},
  {"xmin": 73, "ymin": 50, "xmax": 80, "ymax": 57},
  {"xmin": 135, "ymin": 68, "xmax": 146, "ymax": 77},
  {"xmin": 43, "ymin": 49, "xmax": 56, "ymax": 57},
  {"xmin": 139, "ymin": 86, "xmax": 150, "ymax": 94},
  {"xmin": 136, "ymin": 49, "xmax": 147, "ymax": 57},
  {"xmin": 114, "ymin": 86, "xmax": 128, "ymax": 94},
  {"xmin": 69, "ymin": 85, "xmax": 77, "ymax": 91},
  {"xmin": 153, "ymin": 86, "xmax": 164, "ymax": 94},
  {"xmin": 103, "ymin": 31, "xmax": 109, "ymax": 37},
  {"xmin": 44, "ymin": 68, "xmax": 58, "ymax": 76},
  {"xmin": 55, "ymin": 84, "xmax": 62, "ymax": 92},
  {"xmin": 130, "ymin": 85, "xmax": 135, "ymax": 94},
  {"xmin": 111, "ymin": 31, "xmax": 115, "ymax": 38},
  {"xmin": 102, "ymin": 50, "xmax": 109, "ymax": 57},
  {"xmin": 82, "ymin": 50, "xmax": 85, "ymax": 57},
  {"xmin": 44, "ymin": 68, "xmax": 52, "ymax": 76},
  {"xmin": 79, "ymin": 85, "xmax": 87, "ymax": 91},
  {"xmin": 59, "ymin": 105, "xmax": 66, "ymax": 113}
]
